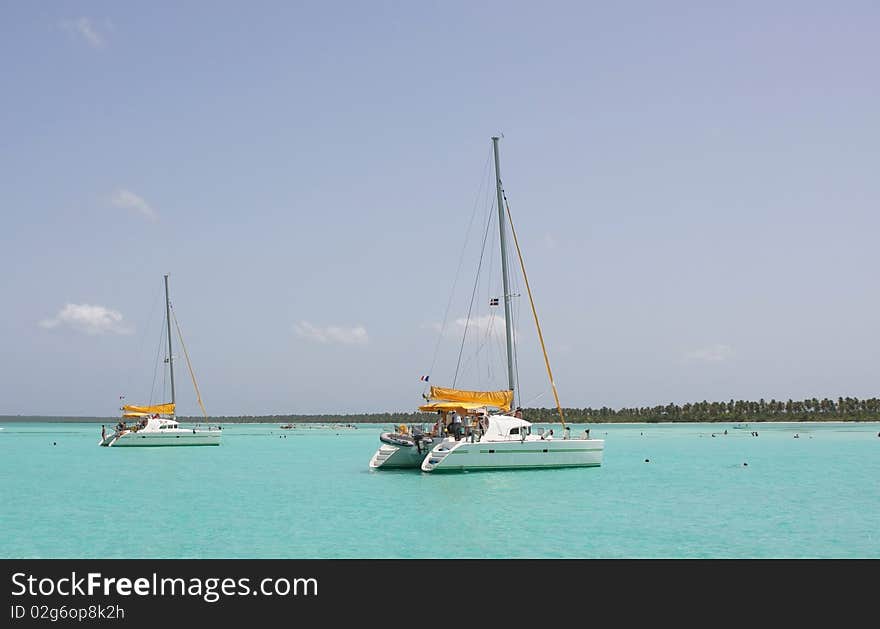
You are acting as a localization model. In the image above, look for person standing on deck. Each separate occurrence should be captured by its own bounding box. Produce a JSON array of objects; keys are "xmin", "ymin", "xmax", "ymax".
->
[{"xmin": 451, "ymin": 411, "xmax": 463, "ymax": 440}]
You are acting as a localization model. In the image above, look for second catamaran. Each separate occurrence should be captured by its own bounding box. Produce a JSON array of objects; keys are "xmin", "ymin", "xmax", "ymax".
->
[{"xmin": 99, "ymin": 273, "xmax": 222, "ymax": 447}]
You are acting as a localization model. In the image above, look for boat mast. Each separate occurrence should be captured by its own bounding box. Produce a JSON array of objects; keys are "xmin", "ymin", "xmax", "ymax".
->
[
  {"xmin": 164, "ymin": 273, "xmax": 176, "ymax": 408},
  {"xmin": 492, "ymin": 136, "xmax": 516, "ymax": 404}
]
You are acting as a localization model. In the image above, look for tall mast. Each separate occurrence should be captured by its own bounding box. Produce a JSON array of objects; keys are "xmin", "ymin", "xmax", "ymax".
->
[
  {"xmin": 164, "ymin": 273, "xmax": 176, "ymax": 407},
  {"xmin": 492, "ymin": 136, "xmax": 516, "ymax": 403}
]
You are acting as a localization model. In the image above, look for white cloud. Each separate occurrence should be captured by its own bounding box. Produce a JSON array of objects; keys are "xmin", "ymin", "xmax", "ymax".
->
[
  {"xmin": 684, "ymin": 344, "xmax": 734, "ymax": 363},
  {"xmin": 59, "ymin": 17, "xmax": 110, "ymax": 49},
  {"xmin": 294, "ymin": 321, "xmax": 368, "ymax": 345},
  {"xmin": 110, "ymin": 188, "xmax": 157, "ymax": 221},
  {"xmin": 40, "ymin": 304, "xmax": 132, "ymax": 335},
  {"xmin": 454, "ymin": 314, "xmax": 508, "ymax": 339},
  {"xmin": 422, "ymin": 315, "xmax": 511, "ymax": 341}
]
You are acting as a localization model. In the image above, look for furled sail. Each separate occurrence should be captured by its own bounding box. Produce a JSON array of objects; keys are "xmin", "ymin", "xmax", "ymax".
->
[
  {"xmin": 121, "ymin": 403, "xmax": 175, "ymax": 417},
  {"xmin": 424, "ymin": 386, "xmax": 513, "ymax": 412},
  {"xmin": 419, "ymin": 400, "xmax": 497, "ymax": 413}
]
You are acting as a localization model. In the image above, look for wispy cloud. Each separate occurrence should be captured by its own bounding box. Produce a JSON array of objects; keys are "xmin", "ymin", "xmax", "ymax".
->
[
  {"xmin": 110, "ymin": 188, "xmax": 158, "ymax": 222},
  {"xmin": 423, "ymin": 315, "xmax": 511, "ymax": 341},
  {"xmin": 453, "ymin": 314, "xmax": 508, "ymax": 339},
  {"xmin": 40, "ymin": 304, "xmax": 132, "ymax": 335},
  {"xmin": 684, "ymin": 344, "xmax": 734, "ymax": 363},
  {"xmin": 294, "ymin": 321, "xmax": 369, "ymax": 345},
  {"xmin": 59, "ymin": 17, "xmax": 112, "ymax": 49}
]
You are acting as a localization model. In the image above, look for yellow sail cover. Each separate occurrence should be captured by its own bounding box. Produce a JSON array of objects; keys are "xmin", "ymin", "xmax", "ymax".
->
[
  {"xmin": 121, "ymin": 403, "xmax": 175, "ymax": 417},
  {"xmin": 425, "ymin": 386, "xmax": 513, "ymax": 412},
  {"xmin": 418, "ymin": 401, "xmax": 495, "ymax": 413}
]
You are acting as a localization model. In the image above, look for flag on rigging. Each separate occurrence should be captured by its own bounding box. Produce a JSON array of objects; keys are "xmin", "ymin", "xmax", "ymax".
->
[
  {"xmin": 420, "ymin": 375, "xmax": 430, "ymax": 382},
  {"xmin": 489, "ymin": 298, "xmax": 499, "ymax": 306}
]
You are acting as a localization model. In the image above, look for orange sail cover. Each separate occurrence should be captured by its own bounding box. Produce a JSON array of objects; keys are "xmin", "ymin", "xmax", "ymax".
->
[
  {"xmin": 121, "ymin": 403, "xmax": 175, "ymax": 417},
  {"xmin": 425, "ymin": 386, "xmax": 513, "ymax": 412}
]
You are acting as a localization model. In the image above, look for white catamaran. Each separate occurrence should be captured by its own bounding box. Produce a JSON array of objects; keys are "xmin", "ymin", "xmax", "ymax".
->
[
  {"xmin": 99, "ymin": 274, "xmax": 222, "ymax": 447},
  {"xmin": 370, "ymin": 137, "xmax": 604, "ymax": 472}
]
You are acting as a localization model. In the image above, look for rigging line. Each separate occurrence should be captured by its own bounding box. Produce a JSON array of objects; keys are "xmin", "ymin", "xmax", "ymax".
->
[
  {"xmin": 427, "ymin": 149, "xmax": 493, "ymax": 393},
  {"xmin": 458, "ymin": 306, "xmax": 496, "ymax": 386},
  {"xmin": 513, "ymin": 288, "xmax": 522, "ymax": 409},
  {"xmin": 125, "ymin": 282, "xmax": 162, "ymax": 404},
  {"xmin": 171, "ymin": 307, "xmax": 209, "ymax": 421},
  {"xmin": 162, "ymin": 318, "xmax": 168, "ymax": 405},
  {"xmin": 149, "ymin": 309, "xmax": 166, "ymax": 407},
  {"xmin": 454, "ymin": 189, "xmax": 495, "ymax": 388},
  {"xmin": 504, "ymin": 194, "xmax": 567, "ymax": 429},
  {"xmin": 499, "ymin": 183, "xmax": 524, "ymax": 409},
  {"xmin": 504, "ymin": 222, "xmax": 522, "ymax": 405},
  {"xmin": 487, "ymin": 200, "xmax": 502, "ymax": 385}
]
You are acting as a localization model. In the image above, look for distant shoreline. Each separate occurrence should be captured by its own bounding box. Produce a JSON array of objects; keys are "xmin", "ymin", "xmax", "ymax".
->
[
  {"xmin": 7, "ymin": 397, "xmax": 877, "ymax": 424},
  {"xmin": 1, "ymin": 415, "xmax": 878, "ymax": 425}
]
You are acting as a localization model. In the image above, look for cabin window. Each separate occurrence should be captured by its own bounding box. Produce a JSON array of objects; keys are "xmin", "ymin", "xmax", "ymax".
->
[{"xmin": 510, "ymin": 427, "xmax": 519, "ymax": 435}]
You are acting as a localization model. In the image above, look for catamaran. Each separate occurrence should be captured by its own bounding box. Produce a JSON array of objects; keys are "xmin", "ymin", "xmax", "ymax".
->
[
  {"xmin": 99, "ymin": 274, "xmax": 222, "ymax": 447},
  {"xmin": 369, "ymin": 137, "xmax": 604, "ymax": 472}
]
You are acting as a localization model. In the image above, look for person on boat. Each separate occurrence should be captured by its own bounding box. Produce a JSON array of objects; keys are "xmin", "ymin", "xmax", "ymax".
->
[
  {"xmin": 412, "ymin": 426, "xmax": 425, "ymax": 454},
  {"xmin": 514, "ymin": 407, "xmax": 523, "ymax": 419},
  {"xmin": 101, "ymin": 425, "xmax": 106, "ymax": 440},
  {"xmin": 451, "ymin": 411, "xmax": 463, "ymax": 441},
  {"xmin": 431, "ymin": 412, "xmax": 443, "ymax": 437},
  {"xmin": 476, "ymin": 410, "xmax": 488, "ymax": 435}
]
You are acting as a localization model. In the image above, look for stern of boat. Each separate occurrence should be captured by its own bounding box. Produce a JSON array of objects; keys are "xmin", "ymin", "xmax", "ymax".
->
[
  {"xmin": 420, "ymin": 438, "xmax": 464, "ymax": 472},
  {"xmin": 369, "ymin": 444, "xmax": 401, "ymax": 469},
  {"xmin": 369, "ymin": 438, "xmax": 434, "ymax": 470}
]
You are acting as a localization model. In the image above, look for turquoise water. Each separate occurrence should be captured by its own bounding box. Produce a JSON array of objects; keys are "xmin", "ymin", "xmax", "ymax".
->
[{"xmin": 1, "ymin": 421, "xmax": 878, "ymax": 558}]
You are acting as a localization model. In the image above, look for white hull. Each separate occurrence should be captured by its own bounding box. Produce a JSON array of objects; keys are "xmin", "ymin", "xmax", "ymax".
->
[
  {"xmin": 101, "ymin": 429, "xmax": 221, "ymax": 447},
  {"xmin": 368, "ymin": 432, "xmax": 439, "ymax": 469},
  {"xmin": 369, "ymin": 443, "xmax": 431, "ymax": 469},
  {"xmin": 421, "ymin": 436, "xmax": 604, "ymax": 472}
]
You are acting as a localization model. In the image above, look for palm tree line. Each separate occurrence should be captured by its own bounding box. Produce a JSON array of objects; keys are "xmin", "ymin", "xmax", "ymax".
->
[{"xmin": 204, "ymin": 395, "xmax": 880, "ymax": 424}]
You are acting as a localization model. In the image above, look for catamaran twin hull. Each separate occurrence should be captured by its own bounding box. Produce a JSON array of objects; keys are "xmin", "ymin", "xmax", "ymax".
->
[
  {"xmin": 369, "ymin": 432, "xmax": 605, "ymax": 472},
  {"xmin": 420, "ymin": 438, "xmax": 604, "ymax": 472}
]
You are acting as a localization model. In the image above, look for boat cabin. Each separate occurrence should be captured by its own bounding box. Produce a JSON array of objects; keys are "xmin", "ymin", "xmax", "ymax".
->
[
  {"xmin": 482, "ymin": 415, "xmax": 532, "ymax": 440},
  {"xmin": 117, "ymin": 416, "xmax": 180, "ymax": 433}
]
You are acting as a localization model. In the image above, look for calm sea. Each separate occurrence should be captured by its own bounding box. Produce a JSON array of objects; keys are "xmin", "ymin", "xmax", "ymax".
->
[{"xmin": 1, "ymin": 421, "xmax": 878, "ymax": 559}]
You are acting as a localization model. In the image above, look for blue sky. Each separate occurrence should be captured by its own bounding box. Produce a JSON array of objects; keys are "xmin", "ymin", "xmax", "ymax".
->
[{"xmin": 2, "ymin": 2, "xmax": 878, "ymax": 416}]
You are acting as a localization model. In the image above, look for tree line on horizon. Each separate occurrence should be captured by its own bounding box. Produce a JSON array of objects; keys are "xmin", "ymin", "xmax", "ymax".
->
[
  {"xmin": 192, "ymin": 395, "xmax": 880, "ymax": 424},
  {"xmin": 6, "ymin": 396, "xmax": 878, "ymax": 423}
]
